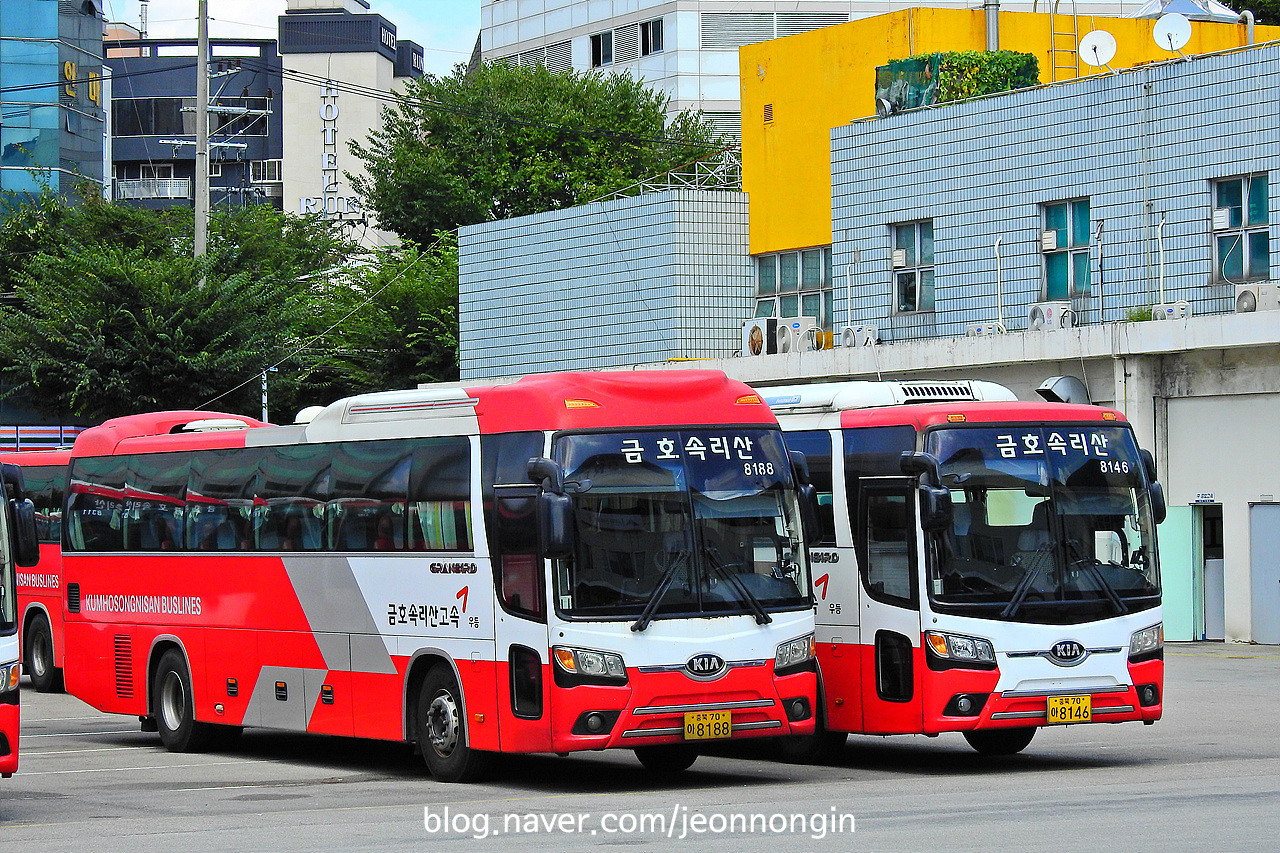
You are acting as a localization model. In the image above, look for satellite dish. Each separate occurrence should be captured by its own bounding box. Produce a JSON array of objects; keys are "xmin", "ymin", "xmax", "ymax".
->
[
  {"xmin": 1153, "ymin": 13, "xmax": 1192, "ymax": 53},
  {"xmin": 1078, "ymin": 30, "xmax": 1118, "ymax": 69}
]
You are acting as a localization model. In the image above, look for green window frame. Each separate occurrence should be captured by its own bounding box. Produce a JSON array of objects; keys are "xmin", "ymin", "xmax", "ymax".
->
[
  {"xmin": 1213, "ymin": 175, "xmax": 1269, "ymax": 282},
  {"xmin": 753, "ymin": 246, "xmax": 835, "ymax": 329},
  {"xmin": 892, "ymin": 221, "xmax": 934, "ymax": 313},
  {"xmin": 1043, "ymin": 199, "xmax": 1090, "ymax": 300}
]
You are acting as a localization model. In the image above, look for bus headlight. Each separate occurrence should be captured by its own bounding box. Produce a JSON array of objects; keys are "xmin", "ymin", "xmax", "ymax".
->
[
  {"xmin": 552, "ymin": 646, "xmax": 628, "ymax": 683},
  {"xmin": 1129, "ymin": 623, "xmax": 1163, "ymax": 661},
  {"xmin": 775, "ymin": 634, "xmax": 815, "ymax": 673},
  {"xmin": 0, "ymin": 662, "xmax": 19, "ymax": 692},
  {"xmin": 925, "ymin": 631, "xmax": 996, "ymax": 664}
]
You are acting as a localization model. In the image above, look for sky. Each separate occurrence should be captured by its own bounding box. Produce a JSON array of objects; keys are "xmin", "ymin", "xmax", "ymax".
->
[{"xmin": 101, "ymin": 0, "xmax": 481, "ymax": 76}]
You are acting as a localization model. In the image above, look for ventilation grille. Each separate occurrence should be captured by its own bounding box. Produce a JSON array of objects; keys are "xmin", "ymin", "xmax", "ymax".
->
[
  {"xmin": 701, "ymin": 111, "xmax": 742, "ymax": 140},
  {"xmin": 114, "ymin": 635, "xmax": 134, "ymax": 698},
  {"xmin": 899, "ymin": 382, "xmax": 979, "ymax": 402},
  {"xmin": 763, "ymin": 103, "xmax": 774, "ymax": 123},
  {"xmin": 614, "ymin": 23, "xmax": 640, "ymax": 63},
  {"xmin": 499, "ymin": 40, "xmax": 571, "ymax": 74},
  {"xmin": 700, "ymin": 12, "xmax": 848, "ymax": 48},
  {"xmin": 545, "ymin": 41, "xmax": 571, "ymax": 73},
  {"xmin": 700, "ymin": 12, "xmax": 774, "ymax": 49},
  {"xmin": 66, "ymin": 582, "xmax": 80, "ymax": 613},
  {"xmin": 776, "ymin": 12, "xmax": 849, "ymax": 38}
]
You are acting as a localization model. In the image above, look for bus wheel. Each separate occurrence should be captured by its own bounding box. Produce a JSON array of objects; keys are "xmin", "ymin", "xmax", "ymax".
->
[
  {"xmin": 25, "ymin": 614, "xmax": 64, "ymax": 693},
  {"xmin": 963, "ymin": 727, "xmax": 1036, "ymax": 756},
  {"xmin": 153, "ymin": 649, "xmax": 214, "ymax": 752},
  {"xmin": 774, "ymin": 727, "xmax": 848, "ymax": 764},
  {"xmin": 417, "ymin": 666, "xmax": 491, "ymax": 782},
  {"xmin": 634, "ymin": 744, "xmax": 698, "ymax": 774}
]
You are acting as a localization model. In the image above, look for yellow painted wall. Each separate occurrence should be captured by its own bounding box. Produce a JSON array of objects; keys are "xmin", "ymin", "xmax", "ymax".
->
[{"xmin": 742, "ymin": 9, "xmax": 1278, "ymax": 256}]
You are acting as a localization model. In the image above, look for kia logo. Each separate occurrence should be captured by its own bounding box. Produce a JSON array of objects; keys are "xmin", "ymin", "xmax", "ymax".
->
[
  {"xmin": 1048, "ymin": 640, "xmax": 1087, "ymax": 666},
  {"xmin": 685, "ymin": 653, "xmax": 727, "ymax": 680}
]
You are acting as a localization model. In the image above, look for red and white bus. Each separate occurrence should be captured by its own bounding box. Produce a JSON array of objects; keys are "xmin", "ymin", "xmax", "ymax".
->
[
  {"xmin": 760, "ymin": 380, "xmax": 1164, "ymax": 757},
  {"xmin": 61, "ymin": 371, "xmax": 818, "ymax": 780},
  {"xmin": 1, "ymin": 463, "xmax": 45, "ymax": 777},
  {"xmin": 0, "ymin": 449, "xmax": 71, "ymax": 693}
]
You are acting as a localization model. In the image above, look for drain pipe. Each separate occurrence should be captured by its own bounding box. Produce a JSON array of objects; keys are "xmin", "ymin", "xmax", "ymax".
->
[
  {"xmin": 1239, "ymin": 10, "xmax": 1256, "ymax": 45},
  {"xmin": 985, "ymin": 0, "xmax": 1000, "ymax": 50}
]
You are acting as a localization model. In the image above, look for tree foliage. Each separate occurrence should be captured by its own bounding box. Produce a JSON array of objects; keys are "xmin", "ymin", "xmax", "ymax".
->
[
  {"xmin": 350, "ymin": 62, "xmax": 725, "ymax": 245},
  {"xmin": 0, "ymin": 192, "xmax": 360, "ymax": 420},
  {"xmin": 301, "ymin": 235, "xmax": 461, "ymax": 402}
]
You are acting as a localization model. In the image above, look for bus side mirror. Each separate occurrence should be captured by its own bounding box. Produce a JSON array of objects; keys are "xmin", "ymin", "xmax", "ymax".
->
[
  {"xmin": 919, "ymin": 486, "xmax": 953, "ymax": 532},
  {"xmin": 9, "ymin": 499, "xmax": 39, "ymax": 567},
  {"xmin": 1138, "ymin": 448, "xmax": 1158, "ymax": 482},
  {"xmin": 538, "ymin": 492, "xmax": 575, "ymax": 560},
  {"xmin": 1148, "ymin": 481, "xmax": 1167, "ymax": 525},
  {"xmin": 900, "ymin": 451, "xmax": 942, "ymax": 487}
]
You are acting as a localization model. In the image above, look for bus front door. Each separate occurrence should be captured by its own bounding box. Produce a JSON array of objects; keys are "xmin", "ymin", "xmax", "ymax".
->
[{"xmin": 855, "ymin": 479, "xmax": 924, "ymax": 734}]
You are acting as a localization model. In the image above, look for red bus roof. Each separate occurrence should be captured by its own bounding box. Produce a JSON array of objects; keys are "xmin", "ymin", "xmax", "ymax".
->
[
  {"xmin": 462, "ymin": 370, "xmax": 776, "ymax": 434},
  {"xmin": 0, "ymin": 448, "xmax": 73, "ymax": 466},
  {"xmin": 70, "ymin": 411, "xmax": 268, "ymax": 458},
  {"xmin": 838, "ymin": 400, "xmax": 1129, "ymax": 431}
]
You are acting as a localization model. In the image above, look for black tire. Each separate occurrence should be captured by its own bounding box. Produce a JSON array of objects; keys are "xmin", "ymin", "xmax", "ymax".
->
[
  {"xmin": 416, "ymin": 665, "xmax": 491, "ymax": 782},
  {"xmin": 634, "ymin": 744, "xmax": 699, "ymax": 774},
  {"xmin": 24, "ymin": 614, "xmax": 64, "ymax": 693},
  {"xmin": 963, "ymin": 726, "xmax": 1036, "ymax": 756},
  {"xmin": 152, "ymin": 649, "xmax": 214, "ymax": 752},
  {"xmin": 774, "ymin": 726, "xmax": 848, "ymax": 764}
]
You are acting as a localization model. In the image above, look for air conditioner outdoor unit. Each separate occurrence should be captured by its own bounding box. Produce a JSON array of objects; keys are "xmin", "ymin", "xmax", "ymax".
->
[
  {"xmin": 1027, "ymin": 300, "xmax": 1074, "ymax": 331},
  {"xmin": 965, "ymin": 322, "xmax": 1006, "ymax": 337},
  {"xmin": 776, "ymin": 317, "xmax": 818, "ymax": 353},
  {"xmin": 1235, "ymin": 282, "xmax": 1280, "ymax": 313},
  {"xmin": 741, "ymin": 317, "xmax": 778, "ymax": 356},
  {"xmin": 1152, "ymin": 301, "xmax": 1192, "ymax": 320},
  {"xmin": 840, "ymin": 325, "xmax": 879, "ymax": 347}
]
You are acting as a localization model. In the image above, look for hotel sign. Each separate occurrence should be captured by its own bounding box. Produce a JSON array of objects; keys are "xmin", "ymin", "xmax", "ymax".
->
[{"xmin": 299, "ymin": 83, "xmax": 363, "ymax": 218}]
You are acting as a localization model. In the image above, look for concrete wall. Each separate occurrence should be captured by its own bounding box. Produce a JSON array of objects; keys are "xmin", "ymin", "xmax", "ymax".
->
[{"xmin": 458, "ymin": 189, "xmax": 751, "ymax": 379}]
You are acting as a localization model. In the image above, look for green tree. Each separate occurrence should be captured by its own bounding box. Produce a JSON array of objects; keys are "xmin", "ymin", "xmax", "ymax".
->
[
  {"xmin": 1222, "ymin": 1, "xmax": 1279, "ymax": 26},
  {"xmin": 0, "ymin": 244, "xmax": 306, "ymax": 419},
  {"xmin": 350, "ymin": 62, "xmax": 725, "ymax": 245},
  {"xmin": 0, "ymin": 193, "xmax": 362, "ymax": 420},
  {"xmin": 299, "ymin": 234, "xmax": 461, "ymax": 402}
]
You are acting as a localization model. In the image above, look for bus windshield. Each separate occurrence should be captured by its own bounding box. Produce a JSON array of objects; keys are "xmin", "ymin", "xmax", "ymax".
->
[
  {"xmin": 926, "ymin": 425, "xmax": 1160, "ymax": 625},
  {"xmin": 553, "ymin": 429, "xmax": 811, "ymax": 621}
]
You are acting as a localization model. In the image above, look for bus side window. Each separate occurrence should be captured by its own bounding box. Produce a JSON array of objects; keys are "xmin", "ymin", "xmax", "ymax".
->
[
  {"xmin": 66, "ymin": 456, "xmax": 128, "ymax": 552},
  {"xmin": 482, "ymin": 432, "xmax": 546, "ymax": 621},
  {"xmin": 409, "ymin": 436, "xmax": 473, "ymax": 552},
  {"xmin": 782, "ymin": 430, "xmax": 835, "ymax": 546},
  {"xmin": 860, "ymin": 486, "xmax": 917, "ymax": 607}
]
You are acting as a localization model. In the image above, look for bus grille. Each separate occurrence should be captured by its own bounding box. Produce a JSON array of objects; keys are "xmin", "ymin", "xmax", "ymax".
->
[
  {"xmin": 67, "ymin": 583, "xmax": 81, "ymax": 614},
  {"xmin": 114, "ymin": 635, "xmax": 134, "ymax": 698},
  {"xmin": 899, "ymin": 382, "xmax": 977, "ymax": 401}
]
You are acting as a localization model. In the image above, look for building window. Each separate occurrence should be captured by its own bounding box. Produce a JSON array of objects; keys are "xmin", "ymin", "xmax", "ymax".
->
[
  {"xmin": 112, "ymin": 98, "xmax": 194, "ymax": 136},
  {"xmin": 140, "ymin": 163, "xmax": 174, "ymax": 180},
  {"xmin": 1043, "ymin": 199, "xmax": 1090, "ymax": 298},
  {"xmin": 208, "ymin": 162, "xmax": 222, "ymax": 178},
  {"xmin": 641, "ymin": 19, "xmax": 664, "ymax": 55},
  {"xmin": 754, "ymin": 246, "xmax": 834, "ymax": 328},
  {"xmin": 892, "ymin": 221, "xmax": 934, "ymax": 313},
  {"xmin": 251, "ymin": 159, "xmax": 282, "ymax": 183},
  {"xmin": 1213, "ymin": 175, "xmax": 1269, "ymax": 281},
  {"xmin": 590, "ymin": 31, "xmax": 613, "ymax": 67}
]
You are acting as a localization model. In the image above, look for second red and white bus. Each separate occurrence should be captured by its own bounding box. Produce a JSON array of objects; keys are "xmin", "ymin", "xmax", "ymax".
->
[
  {"xmin": 761, "ymin": 380, "xmax": 1164, "ymax": 757},
  {"xmin": 1, "ymin": 449, "xmax": 71, "ymax": 693},
  {"xmin": 61, "ymin": 371, "xmax": 818, "ymax": 779}
]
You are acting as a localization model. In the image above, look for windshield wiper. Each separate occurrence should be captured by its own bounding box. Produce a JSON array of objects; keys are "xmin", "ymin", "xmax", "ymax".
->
[
  {"xmin": 1065, "ymin": 540, "xmax": 1129, "ymax": 616},
  {"xmin": 1001, "ymin": 545, "xmax": 1052, "ymax": 619},
  {"xmin": 705, "ymin": 548, "xmax": 772, "ymax": 625},
  {"xmin": 630, "ymin": 552, "xmax": 688, "ymax": 633}
]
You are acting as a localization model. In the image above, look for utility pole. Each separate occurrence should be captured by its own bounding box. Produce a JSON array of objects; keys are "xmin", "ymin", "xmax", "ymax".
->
[{"xmin": 194, "ymin": 0, "xmax": 209, "ymax": 261}]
